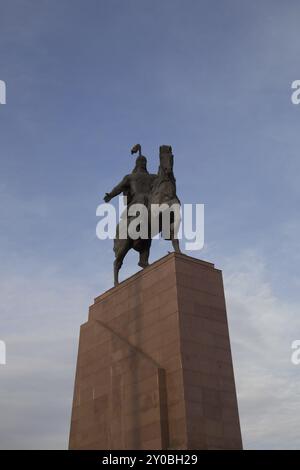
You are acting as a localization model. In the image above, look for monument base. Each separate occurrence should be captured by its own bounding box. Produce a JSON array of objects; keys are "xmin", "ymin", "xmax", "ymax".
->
[{"xmin": 69, "ymin": 253, "xmax": 242, "ymax": 449}]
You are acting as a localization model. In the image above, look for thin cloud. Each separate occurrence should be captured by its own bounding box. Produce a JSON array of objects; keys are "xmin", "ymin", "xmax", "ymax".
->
[{"xmin": 224, "ymin": 250, "xmax": 300, "ymax": 449}]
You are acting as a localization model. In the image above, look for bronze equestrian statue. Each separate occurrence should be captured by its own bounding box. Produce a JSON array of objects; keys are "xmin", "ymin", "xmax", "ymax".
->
[{"xmin": 104, "ymin": 144, "xmax": 181, "ymax": 285}]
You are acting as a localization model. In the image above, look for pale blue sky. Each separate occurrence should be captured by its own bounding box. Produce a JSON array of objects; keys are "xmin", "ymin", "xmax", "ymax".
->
[{"xmin": 0, "ymin": 0, "xmax": 300, "ymax": 449}]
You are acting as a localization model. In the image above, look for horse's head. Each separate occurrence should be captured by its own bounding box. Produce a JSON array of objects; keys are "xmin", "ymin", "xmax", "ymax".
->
[{"xmin": 159, "ymin": 145, "xmax": 174, "ymax": 176}]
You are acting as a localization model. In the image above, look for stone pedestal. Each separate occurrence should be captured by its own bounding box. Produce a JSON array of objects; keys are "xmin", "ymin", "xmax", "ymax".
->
[{"xmin": 69, "ymin": 253, "xmax": 242, "ymax": 449}]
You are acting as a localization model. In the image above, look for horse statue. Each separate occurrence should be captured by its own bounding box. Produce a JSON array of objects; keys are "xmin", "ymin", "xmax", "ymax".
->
[{"xmin": 103, "ymin": 144, "xmax": 181, "ymax": 286}]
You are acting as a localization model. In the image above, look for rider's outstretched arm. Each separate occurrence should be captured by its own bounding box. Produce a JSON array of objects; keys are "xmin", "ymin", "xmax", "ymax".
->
[{"xmin": 104, "ymin": 175, "xmax": 130, "ymax": 202}]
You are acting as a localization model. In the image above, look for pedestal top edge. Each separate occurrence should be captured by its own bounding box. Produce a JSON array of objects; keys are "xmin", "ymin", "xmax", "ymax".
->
[{"xmin": 93, "ymin": 252, "xmax": 216, "ymax": 304}]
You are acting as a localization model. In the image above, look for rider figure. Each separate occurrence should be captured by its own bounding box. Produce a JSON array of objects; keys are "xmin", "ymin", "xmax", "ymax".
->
[{"xmin": 104, "ymin": 145, "xmax": 156, "ymax": 212}]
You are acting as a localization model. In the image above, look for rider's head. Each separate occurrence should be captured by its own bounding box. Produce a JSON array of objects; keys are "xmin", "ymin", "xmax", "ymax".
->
[{"xmin": 132, "ymin": 155, "xmax": 148, "ymax": 173}]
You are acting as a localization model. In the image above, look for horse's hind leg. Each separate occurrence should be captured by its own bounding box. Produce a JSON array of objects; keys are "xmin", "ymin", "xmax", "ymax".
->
[
  {"xmin": 171, "ymin": 238, "xmax": 181, "ymax": 253},
  {"xmin": 113, "ymin": 259, "xmax": 120, "ymax": 287},
  {"xmin": 114, "ymin": 242, "xmax": 131, "ymax": 287},
  {"xmin": 138, "ymin": 241, "xmax": 151, "ymax": 269},
  {"xmin": 170, "ymin": 224, "xmax": 181, "ymax": 253}
]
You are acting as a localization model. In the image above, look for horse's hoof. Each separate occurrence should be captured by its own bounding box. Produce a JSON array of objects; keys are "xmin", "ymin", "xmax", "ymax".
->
[{"xmin": 138, "ymin": 262, "xmax": 149, "ymax": 269}]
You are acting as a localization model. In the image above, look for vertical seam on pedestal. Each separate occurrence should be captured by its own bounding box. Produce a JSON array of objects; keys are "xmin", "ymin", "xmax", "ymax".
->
[{"xmin": 174, "ymin": 256, "xmax": 189, "ymax": 448}]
